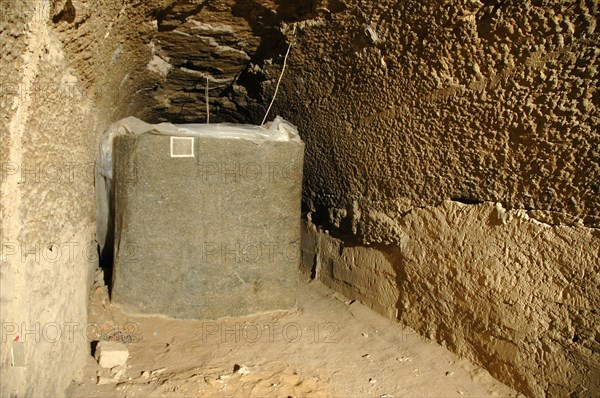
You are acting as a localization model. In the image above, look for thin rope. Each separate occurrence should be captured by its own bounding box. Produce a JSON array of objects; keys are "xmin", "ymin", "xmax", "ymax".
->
[
  {"xmin": 261, "ymin": 30, "xmax": 295, "ymax": 126},
  {"xmin": 205, "ymin": 76, "xmax": 210, "ymax": 124}
]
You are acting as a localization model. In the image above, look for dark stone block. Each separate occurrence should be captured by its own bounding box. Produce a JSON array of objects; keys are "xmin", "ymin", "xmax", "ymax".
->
[{"xmin": 111, "ymin": 132, "xmax": 304, "ymax": 319}]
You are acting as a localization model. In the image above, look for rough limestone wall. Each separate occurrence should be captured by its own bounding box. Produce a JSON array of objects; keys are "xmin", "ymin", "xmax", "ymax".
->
[
  {"xmin": 277, "ymin": 0, "xmax": 598, "ymax": 228},
  {"xmin": 302, "ymin": 203, "xmax": 599, "ymax": 397},
  {"xmin": 281, "ymin": 1, "xmax": 600, "ymax": 397},
  {"xmin": 1, "ymin": 1, "xmax": 99, "ymax": 396}
]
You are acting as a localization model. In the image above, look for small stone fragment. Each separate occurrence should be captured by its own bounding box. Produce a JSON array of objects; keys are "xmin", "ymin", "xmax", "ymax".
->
[
  {"xmin": 150, "ymin": 367, "xmax": 167, "ymax": 376},
  {"xmin": 94, "ymin": 341, "xmax": 129, "ymax": 369},
  {"xmin": 97, "ymin": 376, "xmax": 115, "ymax": 385},
  {"xmin": 111, "ymin": 365, "xmax": 126, "ymax": 379}
]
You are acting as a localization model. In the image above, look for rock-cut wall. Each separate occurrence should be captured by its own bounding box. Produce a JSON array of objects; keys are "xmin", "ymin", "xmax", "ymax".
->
[
  {"xmin": 285, "ymin": 1, "xmax": 599, "ymax": 397},
  {"xmin": 1, "ymin": 1, "xmax": 99, "ymax": 396},
  {"xmin": 302, "ymin": 202, "xmax": 599, "ymax": 397}
]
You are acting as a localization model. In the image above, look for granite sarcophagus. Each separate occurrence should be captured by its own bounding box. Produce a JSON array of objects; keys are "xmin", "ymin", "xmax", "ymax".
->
[{"xmin": 99, "ymin": 117, "xmax": 304, "ymax": 319}]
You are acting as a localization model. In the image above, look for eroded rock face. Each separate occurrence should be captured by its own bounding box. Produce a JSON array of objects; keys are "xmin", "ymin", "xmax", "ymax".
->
[
  {"xmin": 1, "ymin": 1, "xmax": 97, "ymax": 397},
  {"xmin": 281, "ymin": 0, "xmax": 599, "ymax": 231},
  {"xmin": 49, "ymin": 0, "xmax": 312, "ymax": 125},
  {"xmin": 302, "ymin": 203, "xmax": 600, "ymax": 397}
]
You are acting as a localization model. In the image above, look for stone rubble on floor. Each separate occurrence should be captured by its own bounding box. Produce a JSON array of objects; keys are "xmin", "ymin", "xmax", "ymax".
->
[{"xmin": 94, "ymin": 341, "xmax": 129, "ymax": 369}]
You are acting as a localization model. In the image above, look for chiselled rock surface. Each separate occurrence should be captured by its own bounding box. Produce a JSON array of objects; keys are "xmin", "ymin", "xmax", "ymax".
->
[
  {"xmin": 1, "ymin": 1, "xmax": 98, "ymax": 397},
  {"xmin": 304, "ymin": 202, "xmax": 600, "ymax": 397}
]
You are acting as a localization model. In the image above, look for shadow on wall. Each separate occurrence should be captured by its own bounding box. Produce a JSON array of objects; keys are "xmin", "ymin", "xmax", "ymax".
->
[
  {"xmin": 230, "ymin": 0, "xmax": 295, "ymax": 106},
  {"xmin": 154, "ymin": 1, "xmax": 207, "ymax": 32}
]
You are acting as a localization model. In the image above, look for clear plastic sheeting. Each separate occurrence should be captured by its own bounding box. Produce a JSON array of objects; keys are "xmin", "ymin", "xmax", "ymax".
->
[
  {"xmin": 95, "ymin": 116, "xmax": 301, "ymax": 256},
  {"xmin": 160, "ymin": 117, "xmax": 301, "ymax": 142}
]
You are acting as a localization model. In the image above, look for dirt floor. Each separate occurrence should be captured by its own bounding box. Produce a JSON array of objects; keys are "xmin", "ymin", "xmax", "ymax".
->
[{"xmin": 66, "ymin": 275, "xmax": 522, "ymax": 397}]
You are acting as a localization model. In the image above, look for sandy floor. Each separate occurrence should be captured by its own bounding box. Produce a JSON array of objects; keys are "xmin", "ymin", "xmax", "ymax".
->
[{"xmin": 67, "ymin": 276, "xmax": 521, "ymax": 397}]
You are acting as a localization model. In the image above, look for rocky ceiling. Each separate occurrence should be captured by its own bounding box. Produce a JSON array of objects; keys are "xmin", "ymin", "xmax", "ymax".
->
[
  {"xmin": 50, "ymin": 0, "xmax": 319, "ymax": 124},
  {"xmin": 146, "ymin": 0, "xmax": 310, "ymax": 123}
]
